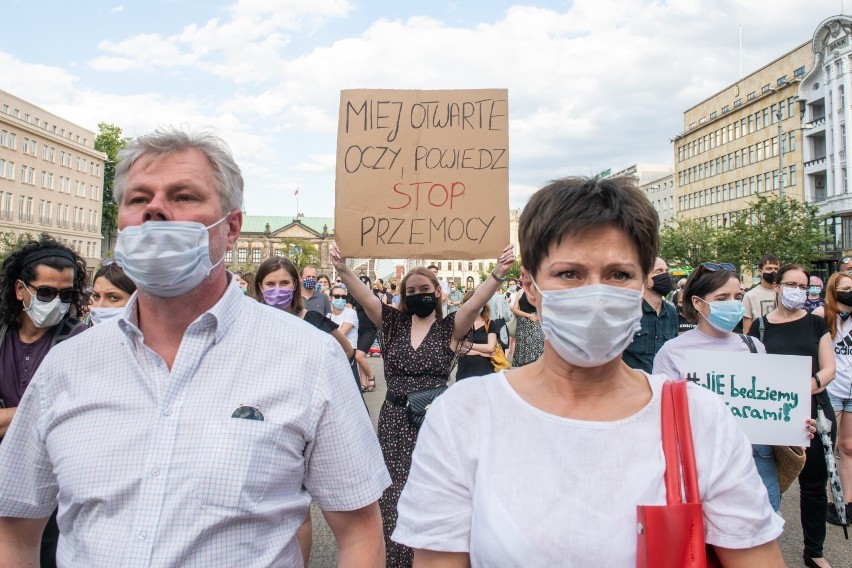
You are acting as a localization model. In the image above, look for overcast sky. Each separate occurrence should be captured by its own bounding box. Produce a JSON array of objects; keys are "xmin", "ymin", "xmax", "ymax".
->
[{"xmin": 0, "ymin": 0, "xmax": 843, "ymax": 216}]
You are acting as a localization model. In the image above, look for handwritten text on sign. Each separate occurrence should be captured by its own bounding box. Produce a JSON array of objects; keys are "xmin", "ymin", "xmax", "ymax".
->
[
  {"xmin": 335, "ymin": 89, "xmax": 510, "ymax": 259},
  {"xmin": 681, "ymin": 351, "xmax": 811, "ymax": 446}
]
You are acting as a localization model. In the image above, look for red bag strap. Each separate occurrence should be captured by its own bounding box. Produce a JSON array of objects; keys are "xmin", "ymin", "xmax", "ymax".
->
[
  {"xmin": 660, "ymin": 381, "xmax": 682, "ymax": 504},
  {"xmin": 671, "ymin": 380, "xmax": 701, "ymax": 504}
]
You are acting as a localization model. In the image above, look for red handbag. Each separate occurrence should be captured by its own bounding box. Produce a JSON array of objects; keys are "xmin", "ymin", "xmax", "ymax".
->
[{"xmin": 637, "ymin": 380, "xmax": 721, "ymax": 568}]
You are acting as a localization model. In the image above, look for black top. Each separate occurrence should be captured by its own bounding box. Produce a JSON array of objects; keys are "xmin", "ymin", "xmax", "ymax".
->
[
  {"xmin": 457, "ymin": 320, "xmax": 496, "ymax": 380},
  {"xmin": 747, "ymin": 313, "xmax": 829, "ymax": 375},
  {"xmin": 303, "ymin": 310, "xmax": 338, "ymax": 335},
  {"xmin": 517, "ymin": 291, "xmax": 535, "ymax": 313},
  {"xmin": 350, "ymin": 298, "xmax": 376, "ymax": 333}
]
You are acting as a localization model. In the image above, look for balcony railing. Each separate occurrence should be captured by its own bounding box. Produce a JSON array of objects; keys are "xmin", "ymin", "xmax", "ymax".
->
[{"xmin": 805, "ymin": 156, "xmax": 827, "ymax": 168}]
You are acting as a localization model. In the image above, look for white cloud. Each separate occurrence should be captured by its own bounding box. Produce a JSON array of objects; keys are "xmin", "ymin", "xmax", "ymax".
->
[{"xmin": 109, "ymin": 5, "xmax": 124, "ymax": 13}]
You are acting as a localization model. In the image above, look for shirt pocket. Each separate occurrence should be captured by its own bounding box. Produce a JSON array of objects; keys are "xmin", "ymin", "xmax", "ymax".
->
[
  {"xmin": 192, "ymin": 418, "xmax": 301, "ymax": 512},
  {"xmin": 628, "ymin": 330, "xmax": 653, "ymax": 355}
]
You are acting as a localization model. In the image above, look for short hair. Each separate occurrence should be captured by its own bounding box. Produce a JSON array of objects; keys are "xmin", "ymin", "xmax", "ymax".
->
[
  {"xmin": 775, "ymin": 264, "xmax": 810, "ymax": 288},
  {"xmin": 810, "ymin": 275, "xmax": 824, "ymax": 287},
  {"xmin": 426, "ymin": 264, "xmax": 439, "ymax": 271},
  {"xmin": 300, "ymin": 265, "xmax": 318, "ymax": 277},
  {"xmin": 114, "ymin": 128, "xmax": 244, "ymax": 215},
  {"xmin": 399, "ymin": 267, "xmax": 443, "ymax": 319},
  {"xmin": 254, "ymin": 256, "xmax": 304, "ymax": 313},
  {"xmin": 519, "ymin": 177, "xmax": 658, "ymax": 279},
  {"xmin": 93, "ymin": 263, "xmax": 137, "ymax": 297},
  {"xmin": 758, "ymin": 255, "xmax": 780, "ymax": 269},
  {"xmin": 681, "ymin": 264, "xmax": 741, "ymax": 324},
  {"xmin": 0, "ymin": 233, "xmax": 87, "ymax": 325}
]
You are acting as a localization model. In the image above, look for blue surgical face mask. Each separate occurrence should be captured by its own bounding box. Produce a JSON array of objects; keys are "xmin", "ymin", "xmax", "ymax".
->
[
  {"xmin": 89, "ymin": 306, "xmax": 124, "ymax": 325},
  {"xmin": 808, "ymin": 286, "xmax": 821, "ymax": 296},
  {"xmin": 115, "ymin": 215, "xmax": 228, "ymax": 298},
  {"xmin": 696, "ymin": 298, "xmax": 745, "ymax": 333},
  {"xmin": 332, "ymin": 298, "xmax": 346, "ymax": 310}
]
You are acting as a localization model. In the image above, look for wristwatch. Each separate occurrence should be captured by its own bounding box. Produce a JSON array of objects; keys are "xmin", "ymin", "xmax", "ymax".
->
[{"xmin": 490, "ymin": 270, "xmax": 506, "ymax": 283}]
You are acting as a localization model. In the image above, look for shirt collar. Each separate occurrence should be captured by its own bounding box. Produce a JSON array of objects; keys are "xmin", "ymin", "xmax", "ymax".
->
[{"xmin": 117, "ymin": 275, "xmax": 243, "ymax": 344}]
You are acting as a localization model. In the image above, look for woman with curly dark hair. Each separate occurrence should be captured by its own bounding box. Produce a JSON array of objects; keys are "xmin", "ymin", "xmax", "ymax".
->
[{"xmin": 0, "ymin": 232, "xmax": 87, "ymax": 567}]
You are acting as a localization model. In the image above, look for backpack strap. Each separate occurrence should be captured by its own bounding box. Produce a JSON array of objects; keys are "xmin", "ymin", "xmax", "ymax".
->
[
  {"xmin": 51, "ymin": 316, "xmax": 84, "ymax": 347},
  {"xmin": 738, "ymin": 333, "xmax": 758, "ymax": 353}
]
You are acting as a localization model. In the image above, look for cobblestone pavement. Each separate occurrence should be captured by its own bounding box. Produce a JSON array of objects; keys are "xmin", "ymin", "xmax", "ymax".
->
[{"xmin": 309, "ymin": 358, "xmax": 850, "ymax": 567}]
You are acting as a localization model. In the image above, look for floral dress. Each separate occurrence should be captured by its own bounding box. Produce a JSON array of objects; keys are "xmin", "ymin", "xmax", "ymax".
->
[
  {"xmin": 378, "ymin": 303, "xmax": 458, "ymax": 567},
  {"xmin": 512, "ymin": 292, "xmax": 544, "ymax": 367}
]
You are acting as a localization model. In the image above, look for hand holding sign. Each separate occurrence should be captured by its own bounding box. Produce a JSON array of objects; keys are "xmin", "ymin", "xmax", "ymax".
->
[{"xmin": 493, "ymin": 244, "xmax": 516, "ymax": 280}]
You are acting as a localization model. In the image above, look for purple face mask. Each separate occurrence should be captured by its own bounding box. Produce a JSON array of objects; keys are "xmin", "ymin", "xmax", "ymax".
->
[{"xmin": 262, "ymin": 287, "xmax": 294, "ymax": 310}]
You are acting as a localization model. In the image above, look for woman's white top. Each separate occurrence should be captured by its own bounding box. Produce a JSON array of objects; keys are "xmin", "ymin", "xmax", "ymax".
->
[
  {"xmin": 652, "ymin": 327, "xmax": 766, "ymax": 380},
  {"xmin": 393, "ymin": 372, "xmax": 783, "ymax": 567},
  {"xmin": 330, "ymin": 307, "xmax": 358, "ymax": 348},
  {"xmin": 828, "ymin": 316, "xmax": 852, "ymax": 400}
]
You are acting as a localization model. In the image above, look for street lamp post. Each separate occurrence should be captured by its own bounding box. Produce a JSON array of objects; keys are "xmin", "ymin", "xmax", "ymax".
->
[{"xmin": 776, "ymin": 111, "xmax": 784, "ymax": 200}]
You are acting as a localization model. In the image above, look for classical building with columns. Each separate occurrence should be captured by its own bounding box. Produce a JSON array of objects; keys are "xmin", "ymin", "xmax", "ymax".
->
[
  {"xmin": 799, "ymin": 14, "xmax": 852, "ymax": 264},
  {"xmin": 227, "ymin": 215, "xmax": 335, "ymax": 273}
]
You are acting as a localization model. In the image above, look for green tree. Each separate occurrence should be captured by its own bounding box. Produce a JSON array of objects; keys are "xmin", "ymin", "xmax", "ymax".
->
[
  {"xmin": 478, "ymin": 259, "xmax": 520, "ymax": 283},
  {"xmin": 721, "ymin": 195, "xmax": 828, "ymax": 269},
  {"xmin": 0, "ymin": 231, "xmax": 35, "ymax": 264},
  {"xmin": 95, "ymin": 123, "xmax": 131, "ymax": 246},
  {"xmin": 658, "ymin": 219, "xmax": 721, "ymax": 268},
  {"xmin": 279, "ymin": 239, "xmax": 320, "ymax": 272}
]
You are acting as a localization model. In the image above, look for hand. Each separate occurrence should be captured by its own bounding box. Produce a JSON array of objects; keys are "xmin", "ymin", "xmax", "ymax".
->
[
  {"xmin": 806, "ymin": 418, "xmax": 816, "ymax": 440},
  {"xmin": 330, "ymin": 243, "xmax": 347, "ymax": 271},
  {"xmin": 528, "ymin": 314, "xmax": 538, "ymax": 323},
  {"xmin": 493, "ymin": 244, "xmax": 516, "ymax": 279}
]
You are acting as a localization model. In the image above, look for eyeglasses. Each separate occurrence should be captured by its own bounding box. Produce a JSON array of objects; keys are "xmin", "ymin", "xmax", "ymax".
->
[
  {"xmin": 779, "ymin": 282, "xmax": 808, "ymax": 291},
  {"xmin": 24, "ymin": 283, "xmax": 77, "ymax": 303},
  {"xmin": 842, "ymin": 257, "xmax": 852, "ymax": 264},
  {"xmin": 700, "ymin": 262, "xmax": 736, "ymax": 272},
  {"xmin": 331, "ymin": 294, "xmax": 347, "ymax": 299}
]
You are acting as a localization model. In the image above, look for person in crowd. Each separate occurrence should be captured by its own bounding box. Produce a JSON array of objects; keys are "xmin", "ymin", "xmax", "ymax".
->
[
  {"xmin": 654, "ymin": 261, "xmax": 793, "ymax": 513},
  {"xmin": 300, "ymin": 264, "xmax": 331, "ymax": 315},
  {"xmin": 329, "ymin": 283, "xmax": 358, "ymax": 353},
  {"xmin": 747, "ymin": 264, "xmax": 836, "ymax": 568},
  {"xmin": 389, "ymin": 282, "xmax": 400, "ymax": 308},
  {"xmin": 317, "ymin": 273, "xmax": 332, "ymax": 297},
  {"xmin": 232, "ymin": 272, "xmax": 245, "ymax": 292},
  {"xmin": 351, "ymin": 274, "xmax": 378, "ymax": 392},
  {"xmin": 447, "ymin": 281, "xmax": 464, "ymax": 314},
  {"xmin": 674, "ymin": 280, "xmax": 697, "ymax": 335},
  {"xmin": 839, "ymin": 255, "xmax": 852, "ymax": 274},
  {"xmin": 510, "ymin": 285, "xmax": 544, "ymax": 367},
  {"xmin": 332, "ymin": 241, "xmax": 514, "ymax": 567},
  {"xmin": 393, "ymin": 177, "xmax": 786, "ymax": 566},
  {"xmin": 805, "ymin": 276, "xmax": 825, "ymax": 313},
  {"xmin": 241, "ymin": 271, "xmax": 256, "ymax": 299},
  {"xmin": 427, "ymin": 264, "xmax": 449, "ymax": 314},
  {"xmin": 742, "ymin": 254, "xmax": 780, "ymax": 333},
  {"xmin": 622, "ymin": 257, "xmax": 678, "ymax": 373},
  {"xmin": 89, "ymin": 260, "xmax": 136, "ymax": 325},
  {"xmin": 487, "ymin": 287, "xmax": 513, "ymax": 354},
  {"xmin": 455, "ymin": 290, "xmax": 497, "ymax": 381},
  {"xmin": 0, "ymin": 129, "xmax": 389, "ymax": 567},
  {"xmin": 670, "ymin": 277, "xmax": 687, "ymax": 306},
  {"xmin": 814, "ymin": 273, "xmax": 852, "ymax": 529},
  {"xmin": 0, "ymin": 234, "xmax": 87, "ymax": 567}
]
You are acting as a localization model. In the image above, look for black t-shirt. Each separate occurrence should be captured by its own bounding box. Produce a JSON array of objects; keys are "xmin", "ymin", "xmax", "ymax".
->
[
  {"xmin": 517, "ymin": 291, "xmax": 535, "ymax": 313},
  {"xmin": 747, "ymin": 313, "xmax": 829, "ymax": 375}
]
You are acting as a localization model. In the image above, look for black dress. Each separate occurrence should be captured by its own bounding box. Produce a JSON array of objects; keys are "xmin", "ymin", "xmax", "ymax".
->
[
  {"xmin": 456, "ymin": 320, "xmax": 496, "ymax": 380},
  {"xmin": 378, "ymin": 303, "xmax": 458, "ymax": 567},
  {"xmin": 512, "ymin": 292, "xmax": 544, "ymax": 367}
]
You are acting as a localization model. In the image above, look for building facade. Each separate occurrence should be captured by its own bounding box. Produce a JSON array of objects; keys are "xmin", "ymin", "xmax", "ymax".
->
[
  {"xmin": 799, "ymin": 15, "xmax": 852, "ymax": 264},
  {"xmin": 639, "ymin": 173, "xmax": 676, "ymax": 227},
  {"xmin": 227, "ymin": 215, "xmax": 336, "ymax": 274},
  {"xmin": 673, "ymin": 42, "xmax": 813, "ymax": 227},
  {"xmin": 0, "ymin": 90, "xmax": 106, "ymax": 272}
]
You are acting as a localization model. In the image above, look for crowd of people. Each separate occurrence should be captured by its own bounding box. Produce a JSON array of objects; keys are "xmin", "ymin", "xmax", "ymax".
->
[{"xmin": 0, "ymin": 128, "xmax": 847, "ymax": 567}]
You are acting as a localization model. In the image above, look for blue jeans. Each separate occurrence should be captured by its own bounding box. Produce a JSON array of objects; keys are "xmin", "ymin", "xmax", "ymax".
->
[{"xmin": 753, "ymin": 444, "xmax": 780, "ymax": 511}]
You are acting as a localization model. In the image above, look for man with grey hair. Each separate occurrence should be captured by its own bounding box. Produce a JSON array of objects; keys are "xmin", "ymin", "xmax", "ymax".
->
[{"xmin": 0, "ymin": 129, "xmax": 390, "ymax": 566}]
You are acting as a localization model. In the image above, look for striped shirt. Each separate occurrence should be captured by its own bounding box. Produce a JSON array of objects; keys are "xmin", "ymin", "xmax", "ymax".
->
[{"xmin": 0, "ymin": 278, "xmax": 390, "ymax": 567}]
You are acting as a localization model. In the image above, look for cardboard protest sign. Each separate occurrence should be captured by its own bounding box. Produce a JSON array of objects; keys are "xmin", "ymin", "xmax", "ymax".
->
[
  {"xmin": 682, "ymin": 351, "xmax": 811, "ymax": 446},
  {"xmin": 335, "ymin": 89, "xmax": 510, "ymax": 259}
]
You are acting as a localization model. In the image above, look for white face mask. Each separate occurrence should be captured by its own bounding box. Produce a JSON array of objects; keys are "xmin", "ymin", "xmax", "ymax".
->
[
  {"xmin": 114, "ymin": 216, "xmax": 228, "ymax": 298},
  {"xmin": 780, "ymin": 287, "xmax": 807, "ymax": 310},
  {"xmin": 22, "ymin": 287, "xmax": 69, "ymax": 329},
  {"xmin": 90, "ymin": 306, "xmax": 124, "ymax": 325},
  {"xmin": 531, "ymin": 278, "xmax": 643, "ymax": 368}
]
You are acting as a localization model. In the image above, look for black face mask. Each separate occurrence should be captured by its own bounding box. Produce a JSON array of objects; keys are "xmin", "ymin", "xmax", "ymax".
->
[
  {"xmin": 836, "ymin": 291, "xmax": 852, "ymax": 307},
  {"xmin": 762, "ymin": 271, "xmax": 776, "ymax": 284},
  {"xmin": 405, "ymin": 292, "xmax": 437, "ymax": 318},
  {"xmin": 650, "ymin": 273, "xmax": 673, "ymax": 297}
]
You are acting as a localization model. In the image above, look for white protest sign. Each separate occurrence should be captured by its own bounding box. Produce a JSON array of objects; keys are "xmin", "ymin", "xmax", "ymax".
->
[{"xmin": 681, "ymin": 350, "xmax": 811, "ymax": 446}]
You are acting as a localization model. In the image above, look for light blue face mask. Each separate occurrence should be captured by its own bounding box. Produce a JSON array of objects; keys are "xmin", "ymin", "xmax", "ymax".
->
[
  {"xmin": 331, "ymin": 298, "xmax": 347, "ymax": 310},
  {"xmin": 697, "ymin": 298, "xmax": 745, "ymax": 333},
  {"xmin": 114, "ymin": 216, "xmax": 228, "ymax": 298}
]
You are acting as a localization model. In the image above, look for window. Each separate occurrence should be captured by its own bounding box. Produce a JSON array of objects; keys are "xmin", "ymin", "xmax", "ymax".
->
[
  {"xmin": 789, "ymin": 131, "xmax": 796, "ymax": 152},
  {"xmin": 763, "ymin": 108, "xmax": 770, "ymax": 127},
  {"xmin": 19, "ymin": 164, "xmax": 26, "ymax": 183},
  {"xmin": 6, "ymin": 161, "xmax": 13, "ymax": 179},
  {"xmin": 842, "ymin": 85, "xmax": 847, "ymax": 111},
  {"xmin": 238, "ymin": 248, "xmax": 247, "ymax": 263},
  {"xmin": 710, "ymin": 111, "xmax": 718, "ymax": 119},
  {"xmin": 756, "ymin": 175, "xmax": 763, "ymax": 193},
  {"xmin": 748, "ymin": 91, "xmax": 757, "ymax": 101},
  {"xmin": 252, "ymin": 248, "xmax": 262, "ymax": 263},
  {"xmin": 777, "ymin": 75, "xmax": 788, "ymax": 86},
  {"xmin": 762, "ymin": 84, "xmax": 771, "ymax": 94},
  {"xmin": 790, "ymin": 165, "xmax": 797, "ymax": 186},
  {"xmin": 17, "ymin": 195, "xmax": 24, "ymax": 220},
  {"xmin": 225, "ymin": 250, "xmax": 233, "ymax": 263},
  {"xmin": 734, "ymin": 99, "xmax": 742, "ymax": 108},
  {"xmin": 722, "ymin": 105, "xmax": 730, "ymax": 114},
  {"xmin": 794, "ymin": 66, "xmax": 806, "ymax": 78},
  {"xmin": 8, "ymin": 132, "xmax": 16, "ymax": 149}
]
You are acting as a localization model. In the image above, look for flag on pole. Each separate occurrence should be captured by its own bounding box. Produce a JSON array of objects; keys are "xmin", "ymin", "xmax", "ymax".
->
[{"xmin": 294, "ymin": 187, "xmax": 299, "ymax": 196}]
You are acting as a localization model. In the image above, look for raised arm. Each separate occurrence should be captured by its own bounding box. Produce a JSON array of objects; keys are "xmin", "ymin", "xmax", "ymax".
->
[
  {"xmin": 330, "ymin": 243, "xmax": 384, "ymax": 332},
  {"xmin": 452, "ymin": 245, "xmax": 515, "ymax": 344},
  {"xmin": 0, "ymin": 516, "xmax": 51, "ymax": 566}
]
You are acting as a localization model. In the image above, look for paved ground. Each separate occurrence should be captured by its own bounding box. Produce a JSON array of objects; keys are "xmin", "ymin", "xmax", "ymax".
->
[{"xmin": 309, "ymin": 358, "xmax": 850, "ymax": 567}]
